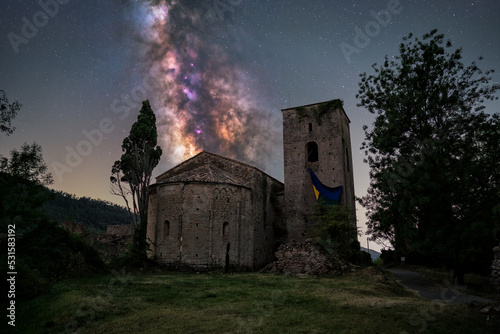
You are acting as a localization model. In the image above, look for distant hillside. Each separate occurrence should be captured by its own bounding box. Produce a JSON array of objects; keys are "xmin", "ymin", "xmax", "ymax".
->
[{"xmin": 43, "ymin": 190, "xmax": 132, "ymax": 233}]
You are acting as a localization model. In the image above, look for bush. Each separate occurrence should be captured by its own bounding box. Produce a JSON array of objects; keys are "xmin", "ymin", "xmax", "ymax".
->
[
  {"xmin": 15, "ymin": 260, "xmax": 50, "ymax": 300},
  {"xmin": 373, "ymin": 257, "xmax": 383, "ymax": 267},
  {"xmin": 13, "ymin": 221, "xmax": 105, "ymax": 299},
  {"xmin": 346, "ymin": 241, "xmax": 372, "ymax": 266},
  {"xmin": 312, "ymin": 203, "xmax": 369, "ymax": 265}
]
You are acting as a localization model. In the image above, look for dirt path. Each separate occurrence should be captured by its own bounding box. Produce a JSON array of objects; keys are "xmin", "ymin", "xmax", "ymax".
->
[{"xmin": 388, "ymin": 268, "xmax": 496, "ymax": 304}]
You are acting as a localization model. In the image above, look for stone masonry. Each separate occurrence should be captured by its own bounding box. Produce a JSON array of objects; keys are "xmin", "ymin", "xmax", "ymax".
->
[
  {"xmin": 262, "ymin": 238, "xmax": 352, "ymax": 276},
  {"xmin": 282, "ymin": 100, "xmax": 356, "ymax": 242},
  {"xmin": 106, "ymin": 224, "xmax": 135, "ymax": 237},
  {"xmin": 147, "ymin": 151, "xmax": 284, "ymax": 271}
]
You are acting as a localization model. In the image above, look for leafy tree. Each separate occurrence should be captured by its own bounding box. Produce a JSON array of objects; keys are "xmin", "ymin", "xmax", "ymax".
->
[
  {"xmin": 0, "ymin": 142, "xmax": 54, "ymax": 229},
  {"xmin": 111, "ymin": 100, "xmax": 162, "ymax": 262},
  {"xmin": 0, "ymin": 90, "xmax": 21, "ymax": 136},
  {"xmin": 14, "ymin": 220, "xmax": 105, "ymax": 299},
  {"xmin": 313, "ymin": 202, "xmax": 357, "ymax": 252},
  {"xmin": 312, "ymin": 202, "xmax": 370, "ymax": 265},
  {"xmin": 357, "ymin": 29, "xmax": 499, "ymax": 282}
]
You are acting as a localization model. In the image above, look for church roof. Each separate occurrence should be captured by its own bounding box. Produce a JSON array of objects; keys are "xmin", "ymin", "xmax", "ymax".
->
[
  {"xmin": 155, "ymin": 151, "xmax": 283, "ymax": 189},
  {"xmin": 156, "ymin": 163, "xmax": 247, "ymax": 188}
]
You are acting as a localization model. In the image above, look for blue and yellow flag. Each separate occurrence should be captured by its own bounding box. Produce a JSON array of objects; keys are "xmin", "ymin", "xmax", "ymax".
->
[{"xmin": 309, "ymin": 168, "xmax": 342, "ymax": 205}]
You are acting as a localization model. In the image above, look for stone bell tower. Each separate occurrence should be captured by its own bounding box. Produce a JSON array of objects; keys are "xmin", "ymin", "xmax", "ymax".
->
[{"xmin": 282, "ymin": 99, "xmax": 356, "ymax": 242}]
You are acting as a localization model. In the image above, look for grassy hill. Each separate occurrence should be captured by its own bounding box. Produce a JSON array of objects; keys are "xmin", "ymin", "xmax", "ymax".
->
[
  {"xmin": 14, "ymin": 268, "xmax": 500, "ymax": 333},
  {"xmin": 42, "ymin": 189, "xmax": 132, "ymax": 233}
]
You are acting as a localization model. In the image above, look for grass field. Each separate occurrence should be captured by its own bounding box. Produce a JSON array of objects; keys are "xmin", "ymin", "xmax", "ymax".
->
[{"xmin": 15, "ymin": 267, "xmax": 499, "ymax": 333}]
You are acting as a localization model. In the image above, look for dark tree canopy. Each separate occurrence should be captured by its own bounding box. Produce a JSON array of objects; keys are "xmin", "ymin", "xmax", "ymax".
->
[
  {"xmin": 0, "ymin": 90, "xmax": 21, "ymax": 136},
  {"xmin": 357, "ymin": 29, "xmax": 500, "ymax": 280},
  {"xmin": 0, "ymin": 142, "xmax": 54, "ymax": 229},
  {"xmin": 42, "ymin": 190, "xmax": 134, "ymax": 233},
  {"xmin": 111, "ymin": 100, "xmax": 162, "ymax": 261}
]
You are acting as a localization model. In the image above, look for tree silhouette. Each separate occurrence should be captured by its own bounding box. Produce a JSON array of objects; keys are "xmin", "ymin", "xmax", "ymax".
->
[
  {"xmin": 111, "ymin": 100, "xmax": 162, "ymax": 262},
  {"xmin": 0, "ymin": 90, "xmax": 21, "ymax": 136},
  {"xmin": 1, "ymin": 142, "xmax": 54, "ymax": 229},
  {"xmin": 357, "ymin": 29, "xmax": 500, "ymax": 282}
]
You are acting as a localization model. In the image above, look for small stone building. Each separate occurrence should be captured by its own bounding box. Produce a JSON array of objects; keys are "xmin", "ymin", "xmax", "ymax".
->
[{"xmin": 146, "ymin": 151, "xmax": 284, "ymax": 270}]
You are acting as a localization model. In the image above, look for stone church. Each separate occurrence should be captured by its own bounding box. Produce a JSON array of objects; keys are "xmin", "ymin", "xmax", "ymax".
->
[{"xmin": 146, "ymin": 99, "xmax": 356, "ymax": 270}]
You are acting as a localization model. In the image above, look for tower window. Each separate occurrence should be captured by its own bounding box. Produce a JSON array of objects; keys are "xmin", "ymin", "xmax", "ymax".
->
[
  {"xmin": 223, "ymin": 222, "xmax": 229, "ymax": 238},
  {"xmin": 308, "ymin": 123, "xmax": 312, "ymax": 132},
  {"xmin": 306, "ymin": 142, "xmax": 319, "ymax": 162},
  {"xmin": 164, "ymin": 220, "xmax": 170, "ymax": 238}
]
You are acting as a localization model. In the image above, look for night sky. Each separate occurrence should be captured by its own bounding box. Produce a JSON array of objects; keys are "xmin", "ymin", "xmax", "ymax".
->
[{"xmin": 1, "ymin": 0, "xmax": 499, "ymax": 249}]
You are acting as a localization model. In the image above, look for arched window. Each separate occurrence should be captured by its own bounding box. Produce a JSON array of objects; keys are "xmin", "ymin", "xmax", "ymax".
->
[
  {"xmin": 223, "ymin": 222, "xmax": 229, "ymax": 238},
  {"xmin": 306, "ymin": 142, "xmax": 318, "ymax": 162},
  {"xmin": 164, "ymin": 220, "xmax": 170, "ymax": 238}
]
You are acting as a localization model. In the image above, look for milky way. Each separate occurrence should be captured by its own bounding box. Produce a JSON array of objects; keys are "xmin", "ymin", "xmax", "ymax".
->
[{"xmin": 129, "ymin": 0, "xmax": 282, "ymax": 172}]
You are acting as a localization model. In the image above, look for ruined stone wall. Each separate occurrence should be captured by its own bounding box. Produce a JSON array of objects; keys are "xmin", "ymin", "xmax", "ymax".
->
[
  {"xmin": 262, "ymin": 238, "xmax": 351, "ymax": 276},
  {"xmin": 282, "ymin": 102, "xmax": 356, "ymax": 241},
  {"xmin": 106, "ymin": 224, "xmax": 134, "ymax": 236},
  {"xmin": 492, "ymin": 244, "xmax": 500, "ymax": 292}
]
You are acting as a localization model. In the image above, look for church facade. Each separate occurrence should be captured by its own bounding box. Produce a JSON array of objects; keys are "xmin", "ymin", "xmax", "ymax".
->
[{"xmin": 146, "ymin": 99, "xmax": 355, "ymax": 270}]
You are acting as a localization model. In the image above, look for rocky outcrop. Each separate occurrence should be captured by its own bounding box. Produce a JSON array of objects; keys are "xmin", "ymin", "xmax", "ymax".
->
[
  {"xmin": 491, "ymin": 244, "xmax": 500, "ymax": 292},
  {"xmin": 262, "ymin": 238, "xmax": 351, "ymax": 275}
]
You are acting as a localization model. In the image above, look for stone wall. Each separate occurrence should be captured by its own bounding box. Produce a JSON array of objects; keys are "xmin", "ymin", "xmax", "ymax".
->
[
  {"xmin": 106, "ymin": 224, "xmax": 135, "ymax": 236},
  {"xmin": 147, "ymin": 180, "xmax": 283, "ymax": 270},
  {"xmin": 492, "ymin": 244, "xmax": 500, "ymax": 292},
  {"xmin": 147, "ymin": 151, "xmax": 285, "ymax": 271},
  {"xmin": 149, "ymin": 182, "xmax": 247, "ymax": 268},
  {"xmin": 89, "ymin": 234, "xmax": 133, "ymax": 264}
]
